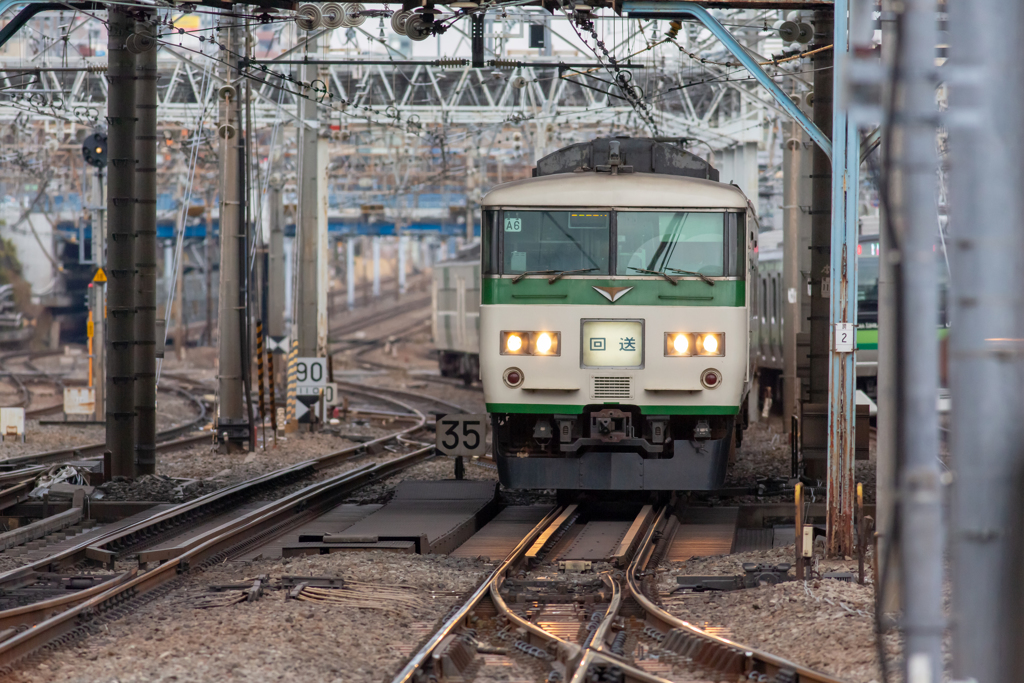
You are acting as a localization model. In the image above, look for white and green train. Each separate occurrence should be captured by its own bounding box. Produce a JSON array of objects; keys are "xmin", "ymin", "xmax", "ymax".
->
[{"xmin": 473, "ymin": 137, "xmax": 758, "ymax": 490}]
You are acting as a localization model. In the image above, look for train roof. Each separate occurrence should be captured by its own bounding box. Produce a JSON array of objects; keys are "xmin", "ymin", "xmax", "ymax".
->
[{"xmin": 481, "ymin": 172, "xmax": 749, "ymax": 210}]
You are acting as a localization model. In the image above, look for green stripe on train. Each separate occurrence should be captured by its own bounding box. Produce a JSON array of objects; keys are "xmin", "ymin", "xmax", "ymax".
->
[
  {"xmin": 487, "ymin": 403, "xmax": 740, "ymax": 416},
  {"xmin": 857, "ymin": 328, "xmax": 878, "ymax": 350},
  {"xmin": 481, "ymin": 277, "xmax": 745, "ymax": 306},
  {"xmin": 856, "ymin": 326, "xmax": 947, "ymax": 351}
]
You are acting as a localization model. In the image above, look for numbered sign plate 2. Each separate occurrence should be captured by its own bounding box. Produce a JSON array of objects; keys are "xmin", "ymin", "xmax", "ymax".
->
[
  {"xmin": 834, "ymin": 323, "xmax": 855, "ymax": 353},
  {"xmin": 435, "ymin": 414, "xmax": 488, "ymax": 456}
]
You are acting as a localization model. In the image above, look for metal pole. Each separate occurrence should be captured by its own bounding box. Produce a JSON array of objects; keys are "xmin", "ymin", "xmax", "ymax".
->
[
  {"xmin": 948, "ymin": 1, "xmax": 1024, "ymax": 680},
  {"xmin": 803, "ymin": 10, "xmax": 834, "ymax": 482},
  {"xmin": 346, "ymin": 236, "xmax": 355, "ymax": 310},
  {"xmin": 216, "ymin": 22, "xmax": 246, "ymax": 449},
  {"xmin": 782, "ymin": 117, "xmax": 802, "ymax": 433},
  {"xmin": 466, "ymin": 141, "xmax": 476, "ymax": 241},
  {"xmin": 827, "ymin": 0, "xmax": 858, "ymax": 557},
  {"xmin": 173, "ymin": 211, "xmax": 186, "ymax": 360},
  {"xmin": 372, "ymin": 236, "xmax": 381, "ymax": 297},
  {"xmin": 204, "ymin": 189, "xmax": 213, "ymax": 346},
  {"xmin": 894, "ymin": 0, "xmax": 943, "ymax": 679},
  {"xmin": 134, "ymin": 19, "xmax": 157, "ymax": 475},
  {"xmin": 105, "ymin": 7, "xmax": 136, "ymax": 478},
  {"xmin": 398, "ymin": 234, "xmax": 407, "ymax": 296},
  {"xmin": 875, "ymin": 0, "xmax": 900, "ymax": 615},
  {"xmin": 93, "ymin": 168, "xmax": 106, "ymax": 422},
  {"xmin": 295, "ymin": 36, "xmax": 321, "ymax": 358}
]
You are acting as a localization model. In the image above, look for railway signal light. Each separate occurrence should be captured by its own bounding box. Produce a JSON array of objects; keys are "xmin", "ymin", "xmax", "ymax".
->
[{"xmin": 82, "ymin": 132, "xmax": 107, "ymax": 168}]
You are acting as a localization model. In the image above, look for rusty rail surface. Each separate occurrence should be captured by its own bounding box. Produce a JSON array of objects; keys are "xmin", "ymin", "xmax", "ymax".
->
[
  {"xmin": 395, "ymin": 504, "xmax": 851, "ymax": 683},
  {"xmin": 0, "ymin": 443, "xmax": 437, "ymax": 673},
  {"xmin": 0, "ymin": 383, "xmax": 445, "ymax": 672}
]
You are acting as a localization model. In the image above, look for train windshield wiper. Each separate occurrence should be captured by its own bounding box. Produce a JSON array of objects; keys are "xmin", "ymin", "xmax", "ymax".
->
[
  {"xmin": 666, "ymin": 268, "xmax": 716, "ymax": 286},
  {"xmin": 548, "ymin": 268, "xmax": 597, "ymax": 283},
  {"xmin": 629, "ymin": 267, "xmax": 678, "ymax": 286},
  {"xmin": 511, "ymin": 270, "xmax": 558, "ymax": 284}
]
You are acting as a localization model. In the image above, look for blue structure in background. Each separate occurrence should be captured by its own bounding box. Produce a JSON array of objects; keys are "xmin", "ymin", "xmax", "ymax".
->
[{"xmin": 57, "ymin": 218, "xmax": 478, "ymax": 241}]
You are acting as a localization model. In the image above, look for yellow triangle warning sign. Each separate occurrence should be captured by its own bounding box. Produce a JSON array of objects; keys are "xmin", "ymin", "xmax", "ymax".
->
[{"xmin": 92, "ymin": 268, "xmax": 107, "ymax": 283}]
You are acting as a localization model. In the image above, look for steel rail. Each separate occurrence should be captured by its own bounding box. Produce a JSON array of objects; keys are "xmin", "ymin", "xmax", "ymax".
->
[
  {"xmin": 0, "ymin": 385, "xmax": 431, "ymax": 587},
  {"xmin": 0, "ymin": 443, "xmax": 438, "ymax": 674},
  {"xmin": 391, "ymin": 505, "xmax": 564, "ymax": 683},
  {"xmin": 395, "ymin": 505, "xmax": 665, "ymax": 683},
  {"xmin": 625, "ymin": 507, "xmax": 849, "ymax": 683},
  {"xmin": 0, "ymin": 569, "xmax": 137, "ymax": 632}
]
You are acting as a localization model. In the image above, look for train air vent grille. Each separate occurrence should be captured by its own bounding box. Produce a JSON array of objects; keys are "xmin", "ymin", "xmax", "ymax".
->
[{"xmin": 591, "ymin": 376, "xmax": 633, "ymax": 400}]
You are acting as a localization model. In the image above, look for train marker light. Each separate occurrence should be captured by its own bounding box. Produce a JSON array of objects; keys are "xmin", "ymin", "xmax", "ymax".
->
[
  {"xmin": 701, "ymin": 368, "xmax": 721, "ymax": 389},
  {"xmin": 503, "ymin": 367, "xmax": 524, "ymax": 387}
]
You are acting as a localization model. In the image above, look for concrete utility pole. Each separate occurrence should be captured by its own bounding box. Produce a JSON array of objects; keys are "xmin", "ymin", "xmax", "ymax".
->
[
  {"xmin": 134, "ymin": 18, "xmax": 158, "ymax": 476},
  {"xmin": 105, "ymin": 8, "xmax": 137, "ymax": 478},
  {"xmin": 782, "ymin": 117, "xmax": 803, "ymax": 431},
  {"xmin": 801, "ymin": 10, "xmax": 833, "ymax": 482},
  {"xmin": 204, "ymin": 189, "xmax": 214, "ymax": 345},
  {"xmin": 893, "ymin": 0, "xmax": 944, "ymax": 680},
  {"xmin": 216, "ymin": 23, "xmax": 246, "ymax": 449},
  {"xmin": 267, "ymin": 176, "xmax": 286, "ymax": 352},
  {"xmin": 948, "ymin": 1, "xmax": 1024, "ymax": 681},
  {"xmin": 295, "ymin": 37, "xmax": 328, "ymax": 358}
]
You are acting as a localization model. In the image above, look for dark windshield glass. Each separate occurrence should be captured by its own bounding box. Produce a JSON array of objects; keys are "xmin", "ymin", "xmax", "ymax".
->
[
  {"xmin": 616, "ymin": 211, "xmax": 727, "ymax": 276},
  {"xmin": 501, "ymin": 210, "xmax": 610, "ymax": 274},
  {"xmin": 857, "ymin": 239, "xmax": 879, "ymax": 325}
]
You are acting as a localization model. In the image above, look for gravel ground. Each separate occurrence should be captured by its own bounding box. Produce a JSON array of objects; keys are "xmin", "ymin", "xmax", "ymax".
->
[
  {"xmin": 724, "ymin": 417, "xmax": 878, "ymax": 504},
  {"xmin": 7, "ymin": 551, "xmax": 493, "ymax": 683},
  {"xmin": 0, "ymin": 391, "xmax": 198, "ymax": 461},
  {"xmin": 659, "ymin": 547, "xmax": 896, "ymax": 683}
]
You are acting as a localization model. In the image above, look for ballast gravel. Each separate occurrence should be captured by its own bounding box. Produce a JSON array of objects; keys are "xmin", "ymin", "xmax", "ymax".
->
[
  {"xmin": 7, "ymin": 552, "xmax": 493, "ymax": 683},
  {"xmin": 659, "ymin": 546, "xmax": 898, "ymax": 683}
]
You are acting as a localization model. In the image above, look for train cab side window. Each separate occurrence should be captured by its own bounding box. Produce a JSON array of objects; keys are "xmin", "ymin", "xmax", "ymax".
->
[
  {"xmin": 482, "ymin": 210, "xmax": 499, "ymax": 274},
  {"xmin": 725, "ymin": 212, "xmax": 745, "ymax": 277}
]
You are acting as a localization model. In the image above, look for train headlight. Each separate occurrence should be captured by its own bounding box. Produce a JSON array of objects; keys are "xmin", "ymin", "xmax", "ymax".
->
[
  {"xmin": 696, "ymin": 333, "xmax": 725, "ymax": 356},
  {"xmin": 532, "ymin": 332, "xmax": 560, "ymax": 356},
  {"xmin": 502, "ymin": 331, "xmax": 528, "ymax": 355},
  {"xmin": 665, "ymin": 332, "xmax": 694, "ymax": 357},
  {"xmin": 535, "ymin": 333, "xmax": 552, "ymax": 353},
  {"xmin": 501, "ymin": 331, "xmax": 560, "ymax": 356}
]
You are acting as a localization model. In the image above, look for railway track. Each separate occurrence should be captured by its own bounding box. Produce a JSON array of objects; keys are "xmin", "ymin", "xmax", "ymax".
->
[
  {"xmin": 396, "ymin": 503, "xmax": 846, "ymax": 683},
  {"xmin": 0, "ymin": 382, "xmax": 453, "ymax": 675}
]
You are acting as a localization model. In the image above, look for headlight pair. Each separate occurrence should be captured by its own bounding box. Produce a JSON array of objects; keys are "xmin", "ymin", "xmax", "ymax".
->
[
  {"xmin": 665, "ymin": 332, "xmax": 725, "ymax": 357},
  {"xmin": 501, "ymin": 331, "xmax": 561, "ymax": 356}
]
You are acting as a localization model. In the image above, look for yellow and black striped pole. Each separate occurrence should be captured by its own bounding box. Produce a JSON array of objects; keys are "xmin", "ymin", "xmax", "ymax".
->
[
  {"xmin": 255, "ymin": 320, "xmax": 267, "ymax": 450},
  {"xmin": 267, "ymin": 334, "xmax": 277, "ymax": 447},
  {"xmin": 286, "ymin": 339, "xmax": 298, "ymax": 432}
]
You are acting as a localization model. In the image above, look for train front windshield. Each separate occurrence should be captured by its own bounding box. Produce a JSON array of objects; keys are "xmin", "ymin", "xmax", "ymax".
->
[{"xmin": 483, "ymin": 209, "xmax": 745, "ymax": 277}]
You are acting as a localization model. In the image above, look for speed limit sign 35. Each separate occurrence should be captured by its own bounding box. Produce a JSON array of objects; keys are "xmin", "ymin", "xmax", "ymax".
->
[{"xmin": 435, "ymin": 414, "xmax": 488, "ymax": 456}]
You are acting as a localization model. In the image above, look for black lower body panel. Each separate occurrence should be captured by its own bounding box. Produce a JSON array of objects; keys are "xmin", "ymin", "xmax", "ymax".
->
[{"xmin": 495, "ymin": 431, "xmax": 731, "ymax": 491}]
